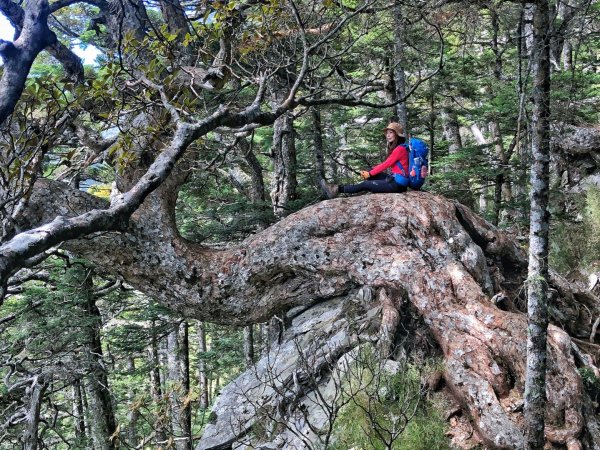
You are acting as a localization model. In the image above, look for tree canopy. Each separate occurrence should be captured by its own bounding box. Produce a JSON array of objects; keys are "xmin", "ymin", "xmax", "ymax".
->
[{"xmin": 2, "ymin": 0, "xmax": 600, "ymax": 448}]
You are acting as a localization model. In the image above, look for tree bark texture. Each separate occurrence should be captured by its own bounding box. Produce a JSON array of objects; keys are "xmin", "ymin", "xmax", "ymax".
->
[
  {"xmin": 159, "ymin": 0, "xmax": 189, "ymax": 39},
  {"xmin": 85, "ymin": 377, "xmax": 115, "ymax": 450},
  {"xmin": 102, "ymin": 0, "xmax": 150, "ymax": 49},
  {"xmin": 236, "ymin": 137, "xmax": 266, "ymax": 205},
  {"xmin": 552, "ymin": 0, "xmax": 576, "ymax": 72},
  {"xmin": 166, "ymin": 324, "xmax": 192, "ymax": 450},
  {"xmin": 22, "ymin": 375, "xmax": 47, "ymax": 450},
  {"xmin": 126, "ymin": 357, "xmax": 139, "ymax": 447},
  {"xmin": 81, "ymin": 271, "xmax": 117, "ymax": 450},
  {"xmin": 0, "ymin": 0, "xmax": 56, "ymax": 125},
  {"xmin": 164, "ymin": 321, "xmax": 192, "ymax": 449},
  {"xmin": 72, "ymin": 380, "xmax": 86, "ymax": 442},
  {"xmin": 441, "ymin": 107, "xmax": 462, "ymax": 155},
  {"xmin": 196, "ymin": 322, "xmax": 210, "ymax": 409},
  {"xmin": 311, "ymin": 106, "xmax": 326, "ymax": 184},
  {"xmin": 270, "ymin": 78, "xmax": 298, "ymax": 218},
  {"xmin": 524, "ymin": 0, "xmax": 552, "ymax": 448},
  {"xmin": 148, "ymin": 321, "xmax": 168, "ymax": 444},
  {"xmin": 244, "ymin": 325, "xmax": 255, "ymax": 368},
  {"xmin": 0, "ymin": 0, "xmax": 84, "ymax": 83},
  {"xmin": 179, "ymin": 321, "xmax": 192, "ymax": 450}
]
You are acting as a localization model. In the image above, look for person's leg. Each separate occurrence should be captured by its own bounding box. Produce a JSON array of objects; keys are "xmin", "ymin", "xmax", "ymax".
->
[
  {"xmin": 341, "ymin": 178, "xmax": 405, "ymax": 194},
  {"xmin": 368, "ymin": 173, "xmax": 388, "ymax": 181}
]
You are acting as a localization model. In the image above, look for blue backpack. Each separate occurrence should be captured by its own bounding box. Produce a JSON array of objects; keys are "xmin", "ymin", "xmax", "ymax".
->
[{"xmin": 394, "ymin": 137, "xmax": 429, "ymax": 190}]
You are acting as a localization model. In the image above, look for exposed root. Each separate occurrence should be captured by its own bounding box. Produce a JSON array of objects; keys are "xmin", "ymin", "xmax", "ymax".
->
[{"xmin": 377, "ymin": 288, "xmax": 400, "ymax": 358}]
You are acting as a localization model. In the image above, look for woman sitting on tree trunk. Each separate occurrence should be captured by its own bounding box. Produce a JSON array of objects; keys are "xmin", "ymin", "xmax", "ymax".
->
[{"xmin": 320, "ymin": 122, "xmax": 409, "ymax": 199}]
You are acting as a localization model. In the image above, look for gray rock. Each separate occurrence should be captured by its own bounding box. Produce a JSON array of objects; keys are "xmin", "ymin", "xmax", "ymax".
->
[{"xmin": 197, "ymin": 291, "xmax": 384, "ymax": 450}]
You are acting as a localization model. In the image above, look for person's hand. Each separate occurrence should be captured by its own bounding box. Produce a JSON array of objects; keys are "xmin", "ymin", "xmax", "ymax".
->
[{"xmin": 360, "ymin": 170, "xmax": 370, "ymax": 179}]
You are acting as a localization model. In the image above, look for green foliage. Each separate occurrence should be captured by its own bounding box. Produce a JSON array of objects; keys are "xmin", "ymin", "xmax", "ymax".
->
[
  {"xmin": 0, "ymin": 254, "xmax": 253, "ymax": 448},
  {"xmin": 578, "ymin": 367, "xmax": 600, "ymax": 405},
  {"xmin": 579, "ymin": 367, "xmax": 600, "ymax": 386},
  {"xmin": 550, "ymin": 187, "xmax": 600, "ymax": 273},
  {"xmin": 176, "ymin": 172, "xmax": 275, "ymax": 243},
  {"xmin": 393, "ymin": 412, "xmax": 451, "ymax": 450},
  {"xmin": 550, "ymin": 219, "xmax": 586, "ymax": 274},
  {"xmin": 197, "ymin": 323, "xmax": 245, "ymax": 385},
  {"xmin": 331, "ymin": 355, "xmax": 450, "ymax": 450},
  {"xmin": 585, "ymin": 187, "xmax": 600, "ymax": 253}
]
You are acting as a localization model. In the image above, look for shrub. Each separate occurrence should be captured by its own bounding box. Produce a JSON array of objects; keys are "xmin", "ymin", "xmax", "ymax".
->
[
  {"xmin": 550, "ymin": 187, "xmax": 600, "ymax": 274},
  {"xmin": 330, "ymin": 355, "xmax": 451, "ymax": 450}
]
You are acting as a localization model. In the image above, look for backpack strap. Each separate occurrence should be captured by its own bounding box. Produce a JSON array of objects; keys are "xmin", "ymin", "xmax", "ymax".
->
[
  {"xmin": 394, "ymin": 144, "xmax": 409, "ymax": 176},
  {"xmin": 395, "ymin": 161, "xmax": 407, "ymax": 176}
]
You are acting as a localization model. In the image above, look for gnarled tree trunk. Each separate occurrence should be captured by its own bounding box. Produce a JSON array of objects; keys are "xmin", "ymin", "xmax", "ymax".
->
[{"xmin": 16, "ymin": 176, "xmax": 600, "ymax": 449}]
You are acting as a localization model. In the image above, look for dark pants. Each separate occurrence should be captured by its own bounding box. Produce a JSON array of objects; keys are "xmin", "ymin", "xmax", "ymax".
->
[{"xmin": 340, "ymin": 173, "xmax": 406, "ymax": 195}]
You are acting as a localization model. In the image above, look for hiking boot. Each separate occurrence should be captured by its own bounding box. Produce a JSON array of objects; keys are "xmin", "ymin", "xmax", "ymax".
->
[{"xmin": 319, "ymin": 180, "xmax": 339, "ymax": 199}]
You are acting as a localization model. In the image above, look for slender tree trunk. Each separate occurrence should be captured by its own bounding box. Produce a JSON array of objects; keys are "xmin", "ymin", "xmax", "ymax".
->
[
  {"xmin": 393, "ymin": 0, "xmax": 408, "ymax": 132},
  {"xmin": 513, "ymin": 6, "xmax": 533, "ymax": 225},
  {"xmin": 148, "ymin": 321, "xmax": 168, "ymax": 445},
  {"xmin": 470, "ymin": 124, "xmax": 490, "ymax": 214},
  {"xmin": 523, "ymin": 4, "xmax": 536, "ymax": 58},
  {"xmin": 553, "ymin": 0, "xmax": 577, "ymax": 72},
  {"xmin": 158, "ymin": 0, "xmax": 189, "ymax": 40},
  {"xmin": 311, "ymin": 105, "xmax": 326, "ymax": 184},
  {"xmin": 234, "ymin": 136, "xmax": 267, "ymax": 230},
  {"xmin": 442, "ymin": 107, "xmax": 471, "ymax": 204},
  {"xmin": 72, "ymin": 380, "xmax": 86, "ymax": 443},
  {"xmin": 259, "ymin": 323, "xmax": 269, "ymax": 355},
  {"xmin": 428, "ymin": 83, "xmax": 436, "ymax": 175},
  {"xmin": 81, "ymin": 380, "xmax": 90, "ymax": 438},
  {"xmin": 126, "ymin": 357, "xmax": 139, "ymax": 447},
  {"xmin": 270, "ymin": 77, "xmax": 297, "ymax": 218},
  {"xmin": 562, "ymin": 39, "xmax": 573, "ymax": 71},
  {"xmin": 179, "ymin": 321, "xmax": 192, "ymax": 450},
  {"xmin": 166, "ymin": 325, "xmax": 182, "ymax": 447},
  {"xmin": 488, "ymin": 8, "xmax": 513, "ymax": 225},
  {"xmin": 22, "ymin": 375, "xmax": 47, "ymax": 450},
  {"xmin": 207, "ymin": 378, "xmax": 213, "ymax": 406},
  {"xmin": 524, "ymin": 0, "xmax": 551, "ymax": 448},
  {"xmin": 244, "ymin": 325, "xmax": 254, "ymax": 368},
  {"xmin": 337, "ymin": 124, "xmax": 352, "ymax": 178},
  {"xmin": 166, "ymin": 323, "xmax": 191, "ymax": 450},
  {"xmin": 441, "ymin": 108, "xmax": 462, "ymax": 154},
  {"xmin": 197, "ymin": 321, "xmax": 209, "ymax": 409},
  {"xmin": 490, "ymin": 121, "xmax": 513, "ymax": 225},
  {"xmin": 514, "ymin": 131, "xmax": 531, "ymax": 224},
  {"xmin": 85, "ymin": 380, "xmax": 114, "ymax": 450},
  {"xmin": 237, "ymin": 137, "xmax": 265, "ymax": 204},
  {"xmin": 82, "ymin": 270, "xmax": 117, "ymax": 450}
]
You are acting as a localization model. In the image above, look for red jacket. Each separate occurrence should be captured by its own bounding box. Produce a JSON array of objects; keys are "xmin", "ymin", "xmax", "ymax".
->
[{"xmin": 368, "ymin": 145, "xmax": 409, "ymax": 177}]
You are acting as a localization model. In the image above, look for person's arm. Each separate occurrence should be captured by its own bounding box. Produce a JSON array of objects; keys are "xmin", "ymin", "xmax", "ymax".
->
[{"xmin": 369, "ymin": 146, "xmax": 405, "ymax": 176}]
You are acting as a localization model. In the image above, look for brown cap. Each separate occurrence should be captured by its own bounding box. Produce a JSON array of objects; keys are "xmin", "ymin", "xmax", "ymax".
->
[{"xmin": 383, "ymin": 122, "xmax": 404, "ymax": 137}]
